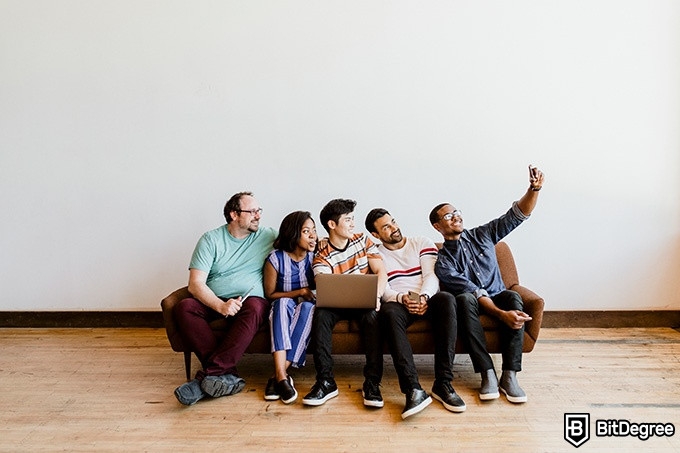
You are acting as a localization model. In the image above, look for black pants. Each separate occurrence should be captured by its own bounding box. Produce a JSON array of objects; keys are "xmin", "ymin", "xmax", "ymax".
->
[
  {"xmin": 311, "ymin": 307, "xmax": 383, "ymax": 384},
  {"xmin": 456, "ymin": 290, "xmax": 524, "ymax": 373},
  {"xmin": 380, "ymin": 291, "xmax": 458, "ymax": 394}
]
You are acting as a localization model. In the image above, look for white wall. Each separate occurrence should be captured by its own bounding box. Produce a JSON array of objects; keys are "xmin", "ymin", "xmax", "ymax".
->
[{"xmin": 1, "ymin": 1, "xmax": 679, "ymax": 311}]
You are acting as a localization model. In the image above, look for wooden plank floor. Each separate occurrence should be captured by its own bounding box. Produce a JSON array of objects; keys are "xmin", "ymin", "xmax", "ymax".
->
[{"xmin": 1, "ymin": 328, "xmax": 679, "ymax": 452}]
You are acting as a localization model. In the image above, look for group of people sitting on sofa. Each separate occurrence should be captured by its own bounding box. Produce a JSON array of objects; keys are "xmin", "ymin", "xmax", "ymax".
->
[{"xmin": 173, "ymin": 165, "xmax": 544, "ymax": 419}]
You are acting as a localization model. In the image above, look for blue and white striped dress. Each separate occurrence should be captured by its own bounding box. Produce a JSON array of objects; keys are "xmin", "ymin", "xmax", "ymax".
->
[{"xmin": 267, "ymin": 249, "xmax": 315, "ymax": 367}]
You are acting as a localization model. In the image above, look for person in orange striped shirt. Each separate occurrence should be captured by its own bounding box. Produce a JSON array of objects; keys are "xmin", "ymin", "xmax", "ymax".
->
[{"xmin": 302, "ymin": 198, "xmax": 388, "ymax": 408}]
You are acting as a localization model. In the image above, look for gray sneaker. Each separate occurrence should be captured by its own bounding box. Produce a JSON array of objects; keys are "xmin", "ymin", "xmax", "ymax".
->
[
  {"xmin": 479, "ymin": 369, "xmax": 500, "ymax": 400},
  {"xmin": 500, "ymin": 370, "xmax": 527, "ymax": 403},
  {"xmin": 174, "ymin": 379, "xmax": 207, "ymax": 406},
  {"xmin": 201, "ymin": 374, "xmax": 246, "ymax": 398}
]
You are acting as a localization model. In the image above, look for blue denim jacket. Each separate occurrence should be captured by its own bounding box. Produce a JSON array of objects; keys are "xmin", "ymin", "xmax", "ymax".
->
[{"xmin": 435, "ymin": 202, "xmax": 529, "ymax": 298}]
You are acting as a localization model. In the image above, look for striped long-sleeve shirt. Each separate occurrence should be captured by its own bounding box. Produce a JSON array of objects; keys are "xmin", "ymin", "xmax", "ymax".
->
[
  {"xmin": 377, "ymin": 236, "xmax": 440, "ymax": 303},
  {"xmin": 312, "ymin": 233, "xmax": 381, "ymax": 276}
]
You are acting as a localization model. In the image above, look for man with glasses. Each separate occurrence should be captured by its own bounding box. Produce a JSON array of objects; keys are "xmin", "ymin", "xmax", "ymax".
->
[
  {"xmin": 302, "ymin": 198, "xmax": 388, "ymax": 408},
  {"xmin": 174, "ymin": 191, "xmax": 277, "ymax": 405},
  {"xmin": 429, "ymin": 165, "xmax": 544, "ymax": 404}
]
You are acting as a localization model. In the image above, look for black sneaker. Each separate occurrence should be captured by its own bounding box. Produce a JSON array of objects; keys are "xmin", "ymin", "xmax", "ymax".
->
[
  {"xmin": 264, "ymin": 377, "xmax": 279, "ymax": 401},
  {"xmin": 401, "ymin": 388, "xmax": 432, "ymax": 419},
  {"xmin": 302, "ymin": 380, "xmax": 339, "ymax": 406},
  {"xmin": 362, "ymin": 380, "xmax": 384, "ymax": 408},
  {"xmin": 432, "ymin": 380, "xmax": 466, "ymax": 413},
  {"xmin": 275, "ymin": 376, "xmax": 298, "ymax": 404}
]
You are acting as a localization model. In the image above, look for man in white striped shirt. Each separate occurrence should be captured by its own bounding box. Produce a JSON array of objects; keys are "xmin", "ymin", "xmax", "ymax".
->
[{"xmin": 365, "ymin": 208, "xmax": 466, "ymax": 419}]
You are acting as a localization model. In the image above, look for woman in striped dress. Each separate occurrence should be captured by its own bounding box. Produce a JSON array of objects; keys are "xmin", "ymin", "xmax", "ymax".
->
[{"xmin": 263, "ymin": 211, "xmax": 317, "ymax": 404}]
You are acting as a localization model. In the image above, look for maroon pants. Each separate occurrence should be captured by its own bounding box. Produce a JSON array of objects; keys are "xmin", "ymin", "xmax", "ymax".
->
[{"xmin": 174, "ymin": 296, "xmax": 269, "ymax": 379}]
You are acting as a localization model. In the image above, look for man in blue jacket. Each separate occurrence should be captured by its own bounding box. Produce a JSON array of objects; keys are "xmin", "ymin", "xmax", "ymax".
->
[{"xmin": 430, "ymin": 165, "xmax": 544, "ymax": 404}]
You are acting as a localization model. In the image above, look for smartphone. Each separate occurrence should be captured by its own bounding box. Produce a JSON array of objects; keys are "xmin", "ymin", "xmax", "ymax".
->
[
  {"xmin": 529, "ymin": 165, "xmax": 538, "ymax": 179},
  {"xmin": 408, "ymin": 291, "xmax": 420, "ymax": 301}
]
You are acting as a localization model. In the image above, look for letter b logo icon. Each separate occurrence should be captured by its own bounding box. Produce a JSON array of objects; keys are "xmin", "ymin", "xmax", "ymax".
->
[{"xmin": 564, "ymin": 413, "xmax": 590, "ymax": 448}]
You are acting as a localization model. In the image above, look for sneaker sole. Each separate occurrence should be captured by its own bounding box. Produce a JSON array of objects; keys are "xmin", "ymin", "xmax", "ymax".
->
[
  {"xmin": 281, "ymin": 389, "xmax": 298, "ymax": 405},
  {"xmin": 479, "ymin": 390, "xmax": 500, "ymax": 401},
  {"xmin": 500, "ymin": 386, "xmax": 527, "ymax": 403},
  {"xmin": 202, "ymin": 378, "xmax": 246, "ymax": 398},
  {"xmin": 401, "ymin": 396, "xmax": 432, "ymax": 419},
  {"xmin": 302, "ymin": 388, "xmax": 339, "ymax": 406},
  {"xmin": 432, "ymin": 393, "xmax": 466, "ymax": 413},
  {"xmin": 362, "ymin": 391, "xmax": 384, "ymax": 408}
]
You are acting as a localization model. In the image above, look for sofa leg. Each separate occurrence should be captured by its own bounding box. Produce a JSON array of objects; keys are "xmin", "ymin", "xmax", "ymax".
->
[{"xmin": 183, "ymin": 351, "xmax": 192, "ymax": 381}]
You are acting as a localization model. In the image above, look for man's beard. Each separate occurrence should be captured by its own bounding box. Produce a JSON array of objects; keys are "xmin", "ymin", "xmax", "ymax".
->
[{"xmin": 384, "ymin": 229, "xmax": 403, "ymax": 244}]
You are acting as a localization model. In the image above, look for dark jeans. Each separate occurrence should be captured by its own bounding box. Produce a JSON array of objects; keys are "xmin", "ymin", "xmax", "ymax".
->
[
  {"xmin": 456, "ymin": 290, "xmax": 524, "ymax": 373},
  {"xmin": 174, "ymin": 296, "xmax": 269, "ymax": 379},
  {"xmin": 311, "ymin": 307, "xmax": 383, "ymax": 384},
  {"xmin": 380, "ymin": 291, "xmax": 458, "ymax": 394}
]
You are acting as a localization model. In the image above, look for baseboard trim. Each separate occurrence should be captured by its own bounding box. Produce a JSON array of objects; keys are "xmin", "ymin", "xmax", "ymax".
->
[
  {"xmin": 0, "ymin": 312, "xmax": 165, "ymax": 328},
  {"xmin": 0, "ymin": 310, "xmax": 678, "ymax": 329},
  {"xmin": 541, "ymin": 311, "xmax": 680, "ymax": 329}
]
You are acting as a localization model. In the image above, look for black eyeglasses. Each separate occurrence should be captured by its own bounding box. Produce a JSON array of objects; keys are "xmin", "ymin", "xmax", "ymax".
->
[
  {"xmin": 440, "ymin": 210, "xmax": 462, "ymax": 221},
  {"xmin": 237, "ymin": 208, "xmax": 263, "ymax": 216}
]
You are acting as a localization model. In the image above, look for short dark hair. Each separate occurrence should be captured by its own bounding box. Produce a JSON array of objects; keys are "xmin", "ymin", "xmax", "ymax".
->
[
  {"xmin": 319, "ymin": 198, "xmax": 356, "ymax": 233},
  {"xmin": 274, "ymin": 211, "xmax": 314, "ymax": 253},
  {"xmin": 223, "ymin": 191, "xmax": 254, "ymax": 223},
  {"xmin": 364, "ymin": 208, "xmax": 390, "ymax": 234},
  {"xmin": 429, "ymin": 203, "xmax": 449, "ymax": 225}
]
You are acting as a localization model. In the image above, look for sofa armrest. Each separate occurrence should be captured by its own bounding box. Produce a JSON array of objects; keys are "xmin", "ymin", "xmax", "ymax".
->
[
  {"xmin": 509, "ymin": 284, "xmax": 544, "ymax": 352},
  {"xmin": 160, "ymin": 286, "xmax": 192, "ymax": 352}
]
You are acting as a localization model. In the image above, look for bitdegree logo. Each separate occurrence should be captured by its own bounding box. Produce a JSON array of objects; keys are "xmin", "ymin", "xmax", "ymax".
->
[
  {"xmin": 565, "ymin": 414, "xmax": 676, "ymax": 448},
  {"xmin": 596, "ymin": 419, "xmax": 675, "ymax": 441}
]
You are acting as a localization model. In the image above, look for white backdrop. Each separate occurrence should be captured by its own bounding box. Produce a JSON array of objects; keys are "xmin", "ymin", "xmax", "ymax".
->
[{"xmin": 1, "ymin": 1, "xmax": 679, "ymax": 310}]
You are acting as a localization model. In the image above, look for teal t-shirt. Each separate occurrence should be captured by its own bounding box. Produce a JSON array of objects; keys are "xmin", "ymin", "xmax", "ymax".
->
[{"xmin": 189, "ymin": 224, "xmax": 277, "ymax": 299}]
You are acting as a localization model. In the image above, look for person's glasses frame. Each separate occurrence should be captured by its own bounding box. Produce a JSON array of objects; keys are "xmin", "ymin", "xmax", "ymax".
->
[
  {"xmin": 440, "ymin": 210, "xmax": 462, "ymax": 221},
  {"xmin": 237, "ymin": 208, "xmax": 263, "ymax": 216}
]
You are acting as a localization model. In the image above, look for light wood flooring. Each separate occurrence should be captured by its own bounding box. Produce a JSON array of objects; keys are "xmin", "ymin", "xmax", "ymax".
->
[{"xmin": 1, "ymin": 327, "xmax": 679, "ymax": 452}]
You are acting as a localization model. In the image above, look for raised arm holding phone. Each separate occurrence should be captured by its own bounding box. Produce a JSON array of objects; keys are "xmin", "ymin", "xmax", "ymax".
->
[{"xmin": 430, "ymin": 165, "xmax": 544, "ymax": 405}]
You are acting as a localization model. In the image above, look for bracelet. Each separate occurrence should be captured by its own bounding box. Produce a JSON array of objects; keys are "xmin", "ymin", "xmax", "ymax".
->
[{"xmin": 530, "ymin": 185, "xmax": 542, "ymax": 191}]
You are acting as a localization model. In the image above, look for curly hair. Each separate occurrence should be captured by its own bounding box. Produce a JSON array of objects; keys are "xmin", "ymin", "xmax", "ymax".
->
[{"xmin": 274, "ymin": 211, "xmax": 315, "ymax": 253}]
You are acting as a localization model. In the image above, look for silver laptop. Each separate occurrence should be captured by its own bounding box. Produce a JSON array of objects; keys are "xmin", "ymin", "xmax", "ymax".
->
[{"xmin": 315, "ymin": 273, "xmax": 379, "ymax": 309}]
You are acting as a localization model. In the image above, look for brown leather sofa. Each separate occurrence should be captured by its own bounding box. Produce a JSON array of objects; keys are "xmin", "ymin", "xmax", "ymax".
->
[{"xmin": 161, "ymin": 241, "xmax": 544, "ymax": 380}]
